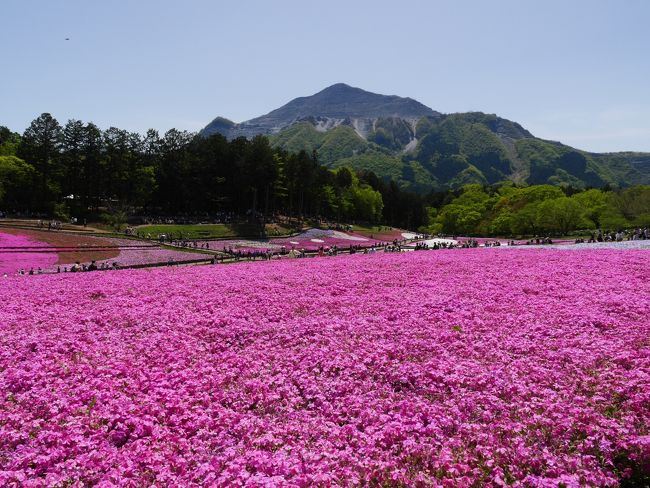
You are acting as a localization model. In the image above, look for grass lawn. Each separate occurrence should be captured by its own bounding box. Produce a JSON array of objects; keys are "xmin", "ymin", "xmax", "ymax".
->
[
  {"xmin": 351, "ymin": 224, "xmax": 407, "ymax": 240},
  {"xmin": 351, "ymin": 224, "xmax": 388, "ymax": 233},
  {"xmin": 136, "ymin": 223, "xmax": 292, "ymax": 240}
]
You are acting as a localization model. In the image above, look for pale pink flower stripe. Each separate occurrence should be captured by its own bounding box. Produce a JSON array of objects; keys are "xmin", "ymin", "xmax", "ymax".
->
[
  {"xmin": 0, "ymin": 233, "xmax": 58, "ymax": 275},
  {"xmin": 96, "ymin": 248, "xmax": 210, "ymax": 267},
  {"xmin": 0, "ymin": 249, "xmax": 648, "ymax": 486},
  {"xmin": 206, "ymin": 239, "xmax": 283, "ymax": 253},
  {"xmin": 199, "ymin": 230, "xmax": 388, "ymax": 253},
  {"xmin": 271, "ymin": 229, "xmax": 389, "ymax": 251}
]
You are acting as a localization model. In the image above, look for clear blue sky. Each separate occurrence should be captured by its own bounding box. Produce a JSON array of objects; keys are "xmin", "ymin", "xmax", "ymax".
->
[{"xmin": 2, "ymin": 0, "xmax": 649, "ymax": 152}]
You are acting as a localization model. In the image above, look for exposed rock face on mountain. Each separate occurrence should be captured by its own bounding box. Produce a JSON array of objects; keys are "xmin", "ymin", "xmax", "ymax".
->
[
  {"xmin": 202, "ymin": 83, "xmax": 439, "ymax": 140},
  {"xmin": 202, "ymin": 84, "xmax": 650, "ymax": 191}
]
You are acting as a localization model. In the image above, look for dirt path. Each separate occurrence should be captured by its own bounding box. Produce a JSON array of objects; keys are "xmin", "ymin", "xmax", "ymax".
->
[
  {"xmin": 0, "ymin": 228, "xmax": 121, "ymax": 264},
  {"xmin": 0, "ymin": 219, "xmax": 109, "ymax": 234}
]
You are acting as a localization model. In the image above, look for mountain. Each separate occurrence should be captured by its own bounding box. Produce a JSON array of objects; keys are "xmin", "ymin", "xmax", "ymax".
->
[
  {"xmin": 202, "ymin": 84, "xmax": 650, "ymax": 191},
  {"xmin": 202, "ymin": 83, "xmax": 438, "ymax": 140}
]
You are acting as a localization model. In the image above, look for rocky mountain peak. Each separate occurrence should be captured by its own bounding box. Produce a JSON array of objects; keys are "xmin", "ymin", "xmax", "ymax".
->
[{"xmin": 202, "ymin": 84, "xmax": 440, "ymax": 139}]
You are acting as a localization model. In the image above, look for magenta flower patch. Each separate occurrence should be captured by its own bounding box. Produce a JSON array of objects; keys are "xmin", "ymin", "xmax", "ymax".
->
[
  {"xmin": 0, "ymin": 249, "xmax": 648, "ymax": 486},
  {"xmin": 0, "ymin": 233, "xmax": 58, "ymax": 275}
]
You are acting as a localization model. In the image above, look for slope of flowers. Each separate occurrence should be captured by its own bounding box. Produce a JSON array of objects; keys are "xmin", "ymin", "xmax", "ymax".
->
[
  {"xmin": 0, "ymin": 250, "xmax": 648, "ymax": 486},
  {"xmin": 196, "ymin": 229, "xmax": 386, "ymax": 253},
  {"xmin": 206, "ymin": 239, "xmax": 283, "ymax": 253},
  {"xmin": 352, "ymin": 227, "xmax": 411, "ymax": 241},
  {"xmin": 269, "ymin": 229, "xmax": 381, "ymax": 251},
  {"xmin": 95, "ymin": 247, "xmax": 211, "ymax": 267},
  {"xmin": 0, "ymin": 230, "xmax": 208, "ymax": 272},
  {"xmin": 518, "ymin": 240, "xmax": 650, "ymax": 251},
  {"xmin": 0, "ymin": 233, "xmax": 58, "ymax": 275}
]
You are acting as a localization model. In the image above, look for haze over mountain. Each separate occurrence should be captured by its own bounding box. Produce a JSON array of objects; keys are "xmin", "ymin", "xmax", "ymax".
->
[{"xmin": 203, "ymin": 84, "xmax": 650, "ymax": 192}]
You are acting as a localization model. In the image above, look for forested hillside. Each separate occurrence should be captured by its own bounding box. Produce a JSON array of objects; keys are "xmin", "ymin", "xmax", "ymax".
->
[
  {"xmin": 270, "ymin": 112, "xmax": 650, "ymax": 191},
  {"xmin": 203, "ymin": 84, "xmax": 650, "ymax": 191},
  {"xmin": 2, "ymin": 114, "xmax": 648, "ymax": 236}
]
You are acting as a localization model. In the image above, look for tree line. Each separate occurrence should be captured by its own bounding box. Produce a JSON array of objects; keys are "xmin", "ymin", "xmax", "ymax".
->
[
  {"xmin": 424, "ymin": 183, "xmax": 650, "ymax": 236},
  {"xmin": 1, "ymin": 114, "xmax": 649, "ymax": 235},
  {"xmin": 0, "ymin": 114, "xmax": 388, "ymax": 224}
]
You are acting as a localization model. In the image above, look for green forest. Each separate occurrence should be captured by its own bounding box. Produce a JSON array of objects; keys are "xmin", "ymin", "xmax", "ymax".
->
[
  {"xmin": 423, "ymin": 183, "xmax": 650, "ymax": 236},
  {"xmin": 1, "ymin": 114, "xmax": 649, "ymax": 236},
  {"xmin": 269, "ymin": 113, "xmax": 650, "ymax": 192}
]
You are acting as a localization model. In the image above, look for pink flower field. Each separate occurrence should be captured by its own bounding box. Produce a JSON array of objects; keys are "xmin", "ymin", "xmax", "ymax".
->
[
  {"xmin": 0, "ymin": 250, "xmax": 648, "ymax": 486},
  {"xmin": 0, "ymin": 231, "xmax": 209, "ymax": 273},
  {"xmin": 96, "ymin": 247, "xmax": 210, "ymax": 268},
  {"xmin": 0, "ymin": 233, "xmax": 58, "ymax": 275}
]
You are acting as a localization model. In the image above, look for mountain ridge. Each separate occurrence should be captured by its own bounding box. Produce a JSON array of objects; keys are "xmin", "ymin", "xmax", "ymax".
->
[
  {"xmin": 202, "ymin": 84, "xmax": 650, "ymax": 191},
  {"xmin": 202, "ymin": 83, "xmax": 440, "ymax": 140}
]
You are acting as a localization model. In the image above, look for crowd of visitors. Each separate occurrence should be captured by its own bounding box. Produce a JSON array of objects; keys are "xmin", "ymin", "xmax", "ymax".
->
[
  {"xmin": 414, "ymin": 241, "xmax": 456, "ymax": 250},
  {"xmin": 13, "ymin": 261, "xmax": 119, "ymax": 276},
  {"xmin": 64, "ymin": 261, "xmax": 120, "ymax": 272},
  {"xmin": 522, "ymin": 237, "xmax": 555, "ymax": 245},
  {"xmin": 586, "ymin": 228, "xmax": 650, "ymax": 243},
  {"xmin": 37, "ymin": 220, "xmax": 64, "ymax": 231},
  {"xmin": 140, "ymin": 212, "xmax": 238, "ymax": 226}
]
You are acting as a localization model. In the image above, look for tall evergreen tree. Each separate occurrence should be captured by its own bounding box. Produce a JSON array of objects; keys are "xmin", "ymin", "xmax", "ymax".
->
[{"xmin": 18, "ymin": 113, "xmax": 63, "ymax": 210}]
